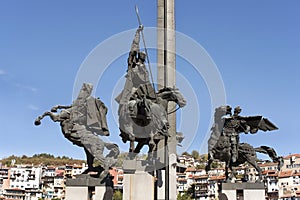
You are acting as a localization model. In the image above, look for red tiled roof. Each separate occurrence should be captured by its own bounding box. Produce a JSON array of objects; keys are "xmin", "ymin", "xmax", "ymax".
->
[
  {"xmin": 6, "ymin": 188, "xmax": 25, "ymax": 191},
  {"xmin": 188, "ymin": 174, "xmax": 194, "ymax": 178},
  {"xmin": 208, "ymin": 175, "xmax": 225, "ymax": 181},
  {"xmin": 262, "ymin": 171, "xmax": 267, "ymax": 175},
  {"xmin": 194, "ymin": 175, "xmax": 208, "ymax": 179},
  {"xmin": 280, "ymin": 194, "xmax": 300, "ymax": 198},
  {"xmin": 259, "ymin": 162, "xmax": 278, "ymax": 167},
  {"xmin": 278, "ymin": 170, "xmax": 293, "ymax": 178},
  {"xmin": 262, "ymin": 170, "xmax": 277, "ymax": 176},
  {"xmin": 293, "ymin": 172, "xmax": 300, "ymax": 177},
  {"xmin": 185, "ymin": 167, "xmax": 196, "ymax": 172},
  {"xmin": 235, "ymin": 166, "xmax": 246, "ymax": 170},
  {"xmin": 55, "ymin": 169, "xmax": 65, "ymax": 176},
  {"xmin": 284, "ymin": 154, "xmax": 300, "ymax": 159},
  {"xmin": 267, "ymin": 173, "xmax": 278, "ymax": 177}
]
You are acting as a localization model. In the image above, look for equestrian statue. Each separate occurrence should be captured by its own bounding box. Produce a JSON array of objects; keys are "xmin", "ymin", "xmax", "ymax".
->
[
  {"xmin": 115, "ymin": 25, "xmax": 186, "ymax": 159},
  {"xmin": 34, "ymin": 83, "xmax": 120, "ymax": 177},
  {"xmin": 206, "ymin": 105, "xmax": 283, "ymax": 182}
]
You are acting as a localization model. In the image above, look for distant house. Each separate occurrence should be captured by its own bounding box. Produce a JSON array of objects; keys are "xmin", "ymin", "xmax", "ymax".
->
[
  {"xmin": 278, "ymin": 154, "xmax": 300, "ymax": 199},
  {"xmin": 3, "ymin": 188, "xmax": 25, "ymax": 200}
]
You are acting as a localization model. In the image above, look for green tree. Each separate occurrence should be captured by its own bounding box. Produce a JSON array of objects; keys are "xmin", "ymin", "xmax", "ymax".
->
[
  {"xmin": 181, "ymin": 151, "xmax": 190, "ymax": 156},
  {"xmin": 0, "ymin": 154, "xmax": 85, "ymax": 166},
  {"xmin": 115, "ymin": 152, "xmax": 128, "ymax": 167},
  {"xmin": 199, "ymin": 154, "xmax": 208, "ymax": 162},
  {"xmin": 113, "ymin": 190, "xmax": 123, "ymax": 200},
  {"xmin": 191, "ymin": 150, "xmax": 199, "ymax": 159},
  {"xmin": 186, "ymin": 183, "xmax": 196, "ymax": 199},
  {"xmin": 177, "ymin": 192, "xmax": 192, "ymax": 200},
  {"xmin": 196, "ymin": 164, "xmax": 206, "ymax": 169},
  {"xmin": 211, "ymin": 161, "xmax": 221, "ymax": 168}
]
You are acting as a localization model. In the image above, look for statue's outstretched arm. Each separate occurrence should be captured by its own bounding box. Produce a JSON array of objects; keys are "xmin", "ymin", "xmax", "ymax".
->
[{"xmin": 130, "ymin": 25, "xmax": 143, "ymax": 53}]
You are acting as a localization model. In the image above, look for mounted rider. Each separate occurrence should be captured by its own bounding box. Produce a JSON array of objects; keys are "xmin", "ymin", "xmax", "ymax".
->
[
  {"xmin": 206, "ymin": 105, "xmax": 281, "ymax": 181},
  {"xmin": 72, "ymin": 83, "xmax": 109, "ymax": 136},
  {"xmin": 116, "ymin": 25, "xmax": 155, "ymax": 142},
  {"xmin": 222, "ymin": 106, "xmax": 250, "ymax": 163}
]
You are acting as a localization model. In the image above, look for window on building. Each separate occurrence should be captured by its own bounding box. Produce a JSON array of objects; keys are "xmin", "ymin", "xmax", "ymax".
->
[{"xmin": 236, "ymin": 189, "xmax": 244, "ymax": 199}]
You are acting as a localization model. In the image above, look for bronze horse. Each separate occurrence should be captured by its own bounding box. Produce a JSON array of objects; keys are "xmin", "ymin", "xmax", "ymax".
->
[
  {"xmin": 206, "ymin": 136, "xmax": 283, "ymax": 182},
  {"xmin": 118, "ymin": 86, "xmax": 186, "ymax": 159}
]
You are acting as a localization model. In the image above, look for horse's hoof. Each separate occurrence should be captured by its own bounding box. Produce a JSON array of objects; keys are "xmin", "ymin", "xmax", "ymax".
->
[{"xmin": 34, "ymin": 120, "xmax": 41, "ymax": 126}]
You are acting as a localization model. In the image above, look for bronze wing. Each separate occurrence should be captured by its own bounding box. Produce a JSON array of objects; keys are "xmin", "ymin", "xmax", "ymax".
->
[{"xmin": 241, "ymin": 116, "xmax": 278, "ymax": 132}]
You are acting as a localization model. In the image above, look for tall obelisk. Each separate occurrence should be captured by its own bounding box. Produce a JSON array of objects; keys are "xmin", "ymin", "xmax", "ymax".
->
[{"xmin": 157, "ymin": 0, "xmax": 177, "ymax": 199}]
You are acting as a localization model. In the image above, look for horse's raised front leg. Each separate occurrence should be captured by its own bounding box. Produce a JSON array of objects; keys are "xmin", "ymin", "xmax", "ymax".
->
[{"xmin": 34, "ymin": 111, "xmax": 59, "ymax": 125}]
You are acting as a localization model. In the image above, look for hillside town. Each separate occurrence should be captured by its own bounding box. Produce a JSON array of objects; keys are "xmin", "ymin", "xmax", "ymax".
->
[{"xmin": 1, "ymin": 153, "xmax": 300, "ymax": 200}]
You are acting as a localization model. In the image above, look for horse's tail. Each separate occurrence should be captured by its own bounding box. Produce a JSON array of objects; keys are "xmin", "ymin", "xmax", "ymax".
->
[{"xmin": 254, "ymin": 145, "xmax": 284, "ymax": 170}]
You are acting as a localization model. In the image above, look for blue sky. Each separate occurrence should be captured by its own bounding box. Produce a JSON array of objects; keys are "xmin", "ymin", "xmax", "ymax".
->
[{"xmin": 1, "ymin": 1, "xmax": 299, "ymax": 160}]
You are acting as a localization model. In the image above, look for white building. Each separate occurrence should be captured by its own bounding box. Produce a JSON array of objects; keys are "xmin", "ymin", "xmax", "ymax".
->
[
  {"xmin": 277, "ymin": 154, "xmax": 300, "ymax": 199},
  {"xmin": 9, "ymin": 165, "xmax": 42, "ymax": 191}
]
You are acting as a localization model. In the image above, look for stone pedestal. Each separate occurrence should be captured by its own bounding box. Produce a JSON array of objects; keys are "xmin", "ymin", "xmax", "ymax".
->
[
  {"xmin": 123, "ymin": 160, "xmax": 156, "ymax": 200},
  {"xmin": 65, "ymin": 186, "xmax": 89, "ymax": 200},
  {"xmin": 220, "ymin": 182, "xmax": 265, "ymax": 200},
  {"xmin": 65, "ymin": 174, "xmax": 112, "ymax": 200}
]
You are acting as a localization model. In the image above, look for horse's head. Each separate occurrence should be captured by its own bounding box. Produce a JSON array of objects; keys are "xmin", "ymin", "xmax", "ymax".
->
[
  {"xmin": 172, "ymin": 88, "xmax": 187, "ymax": 108},
  {"xmin": 215, "ymin": 105, "xmax": 232, "ymax": 118},
  {"xmin": 158, "ymin": 87, "xmax": 187, "ymax": 108}
]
